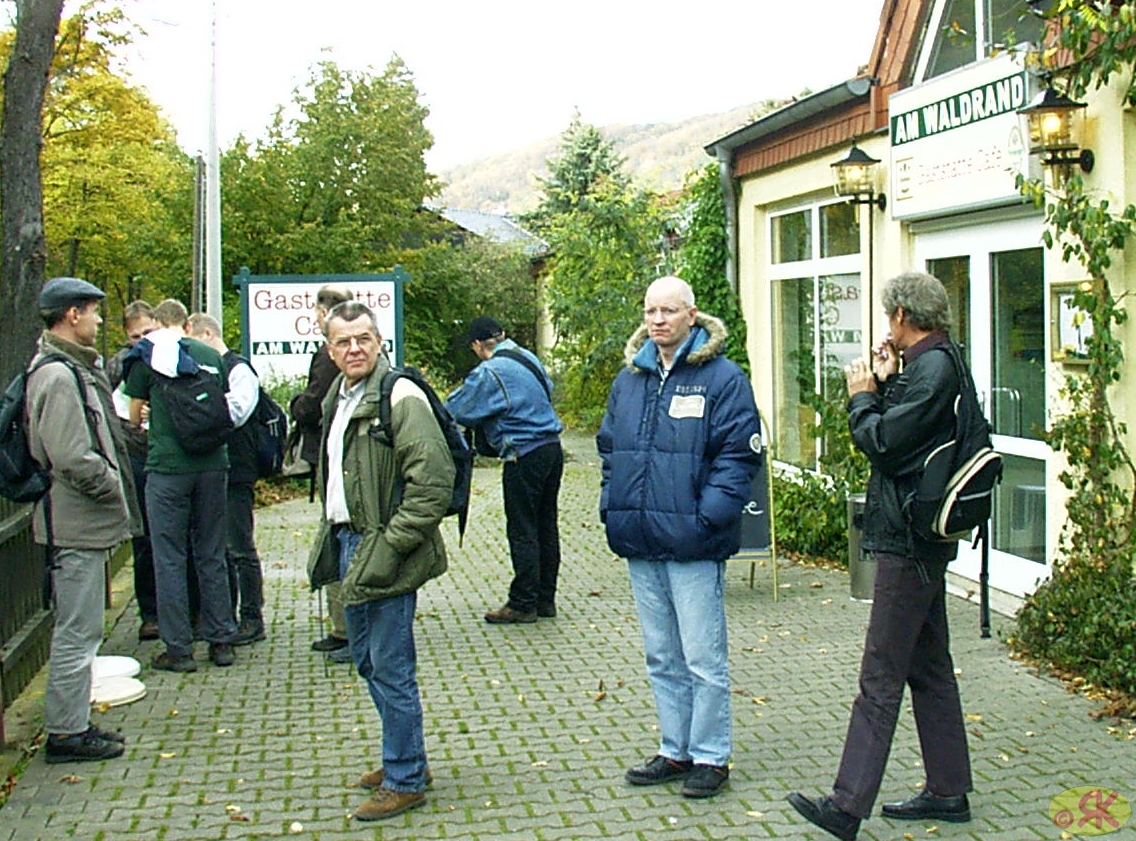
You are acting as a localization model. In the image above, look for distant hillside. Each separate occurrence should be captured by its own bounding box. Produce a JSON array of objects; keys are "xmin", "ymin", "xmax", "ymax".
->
[{"xmin": 437, "ymin": 101, "xmax": 778, "ymax": 216}]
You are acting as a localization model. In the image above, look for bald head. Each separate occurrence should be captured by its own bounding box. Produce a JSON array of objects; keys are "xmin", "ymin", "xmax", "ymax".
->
[
  {"xmin": 645, "ymin": 276, "xmax": 695, "ymax": 309},
  {"xmin": 643, "ymin": 275, "xmax": 698, "ymax": 365}
]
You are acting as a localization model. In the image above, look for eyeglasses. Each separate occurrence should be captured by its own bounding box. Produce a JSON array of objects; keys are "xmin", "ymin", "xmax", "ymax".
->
[
  {"xmin": 643, "ymin": 306, "xmax": 687, "ymax": 319},
  {"xmin": 329, "ymin": 333, "xmax": 377, "ymax": 352}
]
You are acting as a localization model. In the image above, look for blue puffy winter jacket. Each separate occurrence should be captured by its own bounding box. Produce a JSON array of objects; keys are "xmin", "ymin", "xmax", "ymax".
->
[{"xmin": 597, "ymin": 313, "xmax": 762, "ymax": 563}]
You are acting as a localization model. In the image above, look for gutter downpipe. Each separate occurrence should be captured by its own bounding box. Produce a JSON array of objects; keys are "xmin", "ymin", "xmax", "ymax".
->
[{"xmin": 715, "ymin": 146, "xmax": 738, "ymax": 295}]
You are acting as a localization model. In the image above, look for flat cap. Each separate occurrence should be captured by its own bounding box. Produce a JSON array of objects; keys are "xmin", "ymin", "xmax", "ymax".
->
[
  {"xmin": 39, "ymin": 277, "xmax": 105, "ymax": 310},
  {"xmin": 464, "ymin": 316, "xmax": 504, "ymax": 344}
]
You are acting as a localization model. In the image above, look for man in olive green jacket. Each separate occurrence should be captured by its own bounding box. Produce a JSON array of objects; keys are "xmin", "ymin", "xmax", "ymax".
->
[{"xmin": 307, "ymin": 301, "xmax": 453, "ymax": 822}]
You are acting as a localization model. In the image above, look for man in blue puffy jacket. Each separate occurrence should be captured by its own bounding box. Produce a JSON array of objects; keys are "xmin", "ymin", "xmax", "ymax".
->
[
  {"xmin": 597, "ymin": 276, "xmax": 761, "ymax": 800},
  {"xmin": 446, "ymin": 317, "xmax": 564, "ymax": 624}
]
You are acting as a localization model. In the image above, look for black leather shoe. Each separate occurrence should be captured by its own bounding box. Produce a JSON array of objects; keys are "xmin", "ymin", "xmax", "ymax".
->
[
  {"xmin": 311, "ymin": 634, "xmax": 348, "ymax": 652},
  {"xmin": 625, "ymin": 754, "xmax": 693, "ymax": 785},
  {"xmin": 881, "ymin": 789, "xmax": 971, "ymax": 822},
  {"xmin": 787, "ymin": 792, "xmax": 861, "ymax": 841}
]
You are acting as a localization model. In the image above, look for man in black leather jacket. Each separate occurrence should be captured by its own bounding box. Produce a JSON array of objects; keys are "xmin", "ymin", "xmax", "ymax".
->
[{"xmin": 790, "ymin": 271, "xmax": 973, "ymax": 840}]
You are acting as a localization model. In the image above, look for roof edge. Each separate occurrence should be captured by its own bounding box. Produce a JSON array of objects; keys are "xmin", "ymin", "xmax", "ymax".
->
[{"xmin": 704, "ymin": 76, "xmax": 875, "ymax": 158}]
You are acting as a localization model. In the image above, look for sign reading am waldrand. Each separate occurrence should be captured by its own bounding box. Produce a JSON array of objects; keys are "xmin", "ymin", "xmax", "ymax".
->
[
  {"xmin": 891, "ymin": 71, "xmax": 1027, "ymax": 145},
  {"xmin": 232, "ymin": 268, "xmax": 407, "ymax": 382},
  {"xmin": 888, "ymin": 53, "xmax": 1036, "ymax": 220}
]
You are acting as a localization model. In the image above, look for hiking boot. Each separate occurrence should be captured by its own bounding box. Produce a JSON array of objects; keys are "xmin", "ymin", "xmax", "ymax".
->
[
  {"xmin": 88, "ymin": 724, "xmax": 126, "ymax": 744},
  {"xmin": 682, "ymin": 764, "xmax": 729, "ymax": 798},
  {"xmin": 625, "ymin": 754, "xmax": 693, "ymax": 785},
  {"xmin": 353, "ymin": 787, "xmax": 426, "ymax": 821},
  {"xmin": 209, "ymin": 643, "xmax": 235, "ymax": 666},
  {"xmin": 231, "ymin": 619, "xmax": 266, "ymax": 646},
  {"xmin": 484, "ymin": 605, "xmax": 537, "ymax": 624},
  {"xmin": 536, "ymin": 602, "xmax": 557, "ymax": 618},
  {"xmin": 360, "ymin": 767, "xmax": 434, "ymax": 790},
  {"xmin": 312, "ymin": 634, "xmax": 348, "ymax": 652},
  {"xmin": 152, "ymin": 651, "xmax": 197, "ymax": 673},
  {"xmin": 138, "ymin": 621, "xmax": 160, "ymax": 641},
  {"xmin": 44, "ymin": 728, "xmax": 126, "ymax": 764}
]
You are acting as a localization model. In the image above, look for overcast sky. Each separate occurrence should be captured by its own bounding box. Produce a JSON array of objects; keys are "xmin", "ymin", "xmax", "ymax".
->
[{"xmin": 106, "ymin": 0, "xmax": 884, "ymax": 170}]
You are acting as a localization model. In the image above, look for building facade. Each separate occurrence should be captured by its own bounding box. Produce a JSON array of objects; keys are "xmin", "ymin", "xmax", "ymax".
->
[{"xmin": 706, "ymin": 0, "xmax": 1136, "ymax": 606}]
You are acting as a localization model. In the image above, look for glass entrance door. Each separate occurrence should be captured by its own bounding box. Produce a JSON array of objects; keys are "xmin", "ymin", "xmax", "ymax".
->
[{"xmin": 915, "ymin": 216, "xmax": 1050, "ymax": 597}]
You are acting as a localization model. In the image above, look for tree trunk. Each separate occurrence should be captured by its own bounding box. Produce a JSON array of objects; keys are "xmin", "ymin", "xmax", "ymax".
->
[{"xmin": 1, "ymin": 0, "xmax": 65, "ymax": 384}]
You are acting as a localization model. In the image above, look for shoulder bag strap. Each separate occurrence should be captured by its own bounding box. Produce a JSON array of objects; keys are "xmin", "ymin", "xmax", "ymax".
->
[{"xmin": 495, "ymin": 349, "xmax": 552, "ymax": 399}]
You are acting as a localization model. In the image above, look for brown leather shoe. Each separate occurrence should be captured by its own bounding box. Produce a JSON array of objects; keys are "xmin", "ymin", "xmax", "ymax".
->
[
  {"xmin": 353, "ymin": 787, "xmax": 426, "ymax": 821},
  {"xmin": 360, "ymin": 767, "xmax": 434, "ymax": 790},
  {"xmin": 484, "ymin": 605, "xmax": 537, "ymax": 624}
]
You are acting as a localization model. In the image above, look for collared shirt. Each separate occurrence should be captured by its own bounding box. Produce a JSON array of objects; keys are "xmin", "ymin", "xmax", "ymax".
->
[{"xmin": 324, "ymin": 378, "xmax": 366, "ymax": 525}]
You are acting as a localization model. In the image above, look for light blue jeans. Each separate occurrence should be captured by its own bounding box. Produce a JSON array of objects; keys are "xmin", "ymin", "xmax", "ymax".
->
[
  {"xmin": 627, "ymin": 558, "xmax": 731, "ymax": 767},
  {"xmin": 337, "ymin": 528, "xmax": 428, "ymax": 793}
]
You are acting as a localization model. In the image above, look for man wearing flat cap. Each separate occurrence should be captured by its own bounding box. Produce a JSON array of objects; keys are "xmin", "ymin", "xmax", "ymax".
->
[
  {"xmin": 445, "ymin": 317, "xmax": 564, "ymax": 623},
  {"xmin": 26, "ymin": 277, "xmax": 142, "ymax": 763}
]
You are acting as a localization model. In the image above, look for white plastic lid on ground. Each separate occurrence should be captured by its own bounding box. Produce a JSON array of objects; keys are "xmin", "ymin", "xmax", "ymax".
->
[{"xmin": 90, "ymin": 655, "xmax": 146, "ymax": 706}]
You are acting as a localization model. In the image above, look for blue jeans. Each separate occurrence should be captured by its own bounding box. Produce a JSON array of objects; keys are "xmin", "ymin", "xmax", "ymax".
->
[
  {"xmin": 337, "ymin": 528, "xmax": 428, "ymax": 793},
  {"xmin": 627, "ymin": 558, "xmax": 731, "ymax": 767}
]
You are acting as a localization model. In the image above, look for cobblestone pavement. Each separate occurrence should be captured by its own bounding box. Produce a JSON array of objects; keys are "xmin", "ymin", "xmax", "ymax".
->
[{"xmin": 1, "ymin": 432, "xmax": 1134, "ymax": 840}]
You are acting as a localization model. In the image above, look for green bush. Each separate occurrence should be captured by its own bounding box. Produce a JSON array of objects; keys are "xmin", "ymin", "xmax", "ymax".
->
[
  {"xmin": 772, "ymin": 468, "xmax": 850, "ymax": 565},
  {"xmin": 1012, "ymin": 553, "xmax": 1136, "ymax": 695}
]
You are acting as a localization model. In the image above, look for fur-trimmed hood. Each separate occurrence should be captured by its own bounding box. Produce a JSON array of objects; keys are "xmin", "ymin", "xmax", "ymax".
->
[{"xmin": 623, "ymin": 311, "xmax": 728, "ymax": 371}]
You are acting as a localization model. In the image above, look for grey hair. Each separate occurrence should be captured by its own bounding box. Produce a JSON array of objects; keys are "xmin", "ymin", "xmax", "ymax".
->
[
  {"xmin": 325, "ymin": 300, "xmax": 380, "ymax": 335},
  {"xmin": 881, "ymin": 271, "xmax": 951, "ymax": 333}
]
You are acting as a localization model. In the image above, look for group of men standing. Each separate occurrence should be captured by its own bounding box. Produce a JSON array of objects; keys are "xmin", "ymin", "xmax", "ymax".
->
[
  {"xmin": 24, "ymin": 269, "xmax": 976, "ymax": 841},
  {"xmin": 26, "ymin": 279, "xmax": 269, "ymax": 762}
]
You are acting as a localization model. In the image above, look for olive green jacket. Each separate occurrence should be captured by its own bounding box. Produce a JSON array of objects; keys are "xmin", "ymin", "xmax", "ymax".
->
[{"xmin": 307, "ymin": 357, "xmax": 453, "ymax": 605}]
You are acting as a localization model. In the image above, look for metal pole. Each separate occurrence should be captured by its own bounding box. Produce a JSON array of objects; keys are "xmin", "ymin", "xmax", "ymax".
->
[
  {"xmin": 979, "ymin": 523, "xmax": 991, "ymax": 638},
  {"xmin": 204, "ymin": 0, "xmax": 222, "ymax": 321}
]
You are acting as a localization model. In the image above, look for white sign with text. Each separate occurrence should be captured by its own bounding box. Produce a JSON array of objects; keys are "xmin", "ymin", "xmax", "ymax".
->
[
  {"xmin": 889, "ymin": 53, "xmax": 1036, "ymax": 220},
  {"xmin": 235, "ymin": 272, "xmax": 405, "ymax": 383}
]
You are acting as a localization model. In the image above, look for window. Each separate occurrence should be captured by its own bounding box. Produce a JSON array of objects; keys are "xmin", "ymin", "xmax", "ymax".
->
[
  {"xmin": 768, "ymin": 202, "xmax": 862, "ymax": 468},
  {"xmin": 920, "ymin": 0, "xmax": 1044, "ymax": 81},
  {"xmin": 772, "ymin": 210, "xmax": 810, "ymax": 264}
]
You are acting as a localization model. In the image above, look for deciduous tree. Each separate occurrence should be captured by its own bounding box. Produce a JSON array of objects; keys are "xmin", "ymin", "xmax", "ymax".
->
[{"xmin": 0, "ymin": 0, "xmax": 64, "ymax": 383}]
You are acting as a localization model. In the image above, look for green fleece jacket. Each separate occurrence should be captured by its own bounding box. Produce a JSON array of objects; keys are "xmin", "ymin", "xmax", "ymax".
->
[{"xmin": 307, "ymin": 356, "xmax": 453, "ymax": 604}]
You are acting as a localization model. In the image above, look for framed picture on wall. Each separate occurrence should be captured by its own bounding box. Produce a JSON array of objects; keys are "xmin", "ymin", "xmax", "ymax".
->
[{"xmin": 1050, "ymin": 280, "xmax": 1097, "ymax": 364}]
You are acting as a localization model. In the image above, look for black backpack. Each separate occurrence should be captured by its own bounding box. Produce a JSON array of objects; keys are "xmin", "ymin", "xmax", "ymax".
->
[
  {"xmin": 905, "ymin": 343, "xmax": 1004, "ymax": 542},
  {"xmin": 154, "ymin": 365, "xmax": 233, "ymax": 455},
  {"xmin": 250, "ymin": 386, "xmax": 289, "ymax": 478},
  {"xmin": 223, "ymin": 351, "xmax": 290, "ymax": 479},
  {"xmin": 0, "ymin": 355, "xmax": 93, "ymax": 503},
  {"xmin": 375, "ymin": 366, "xmax": 474, "ymax": 544}
]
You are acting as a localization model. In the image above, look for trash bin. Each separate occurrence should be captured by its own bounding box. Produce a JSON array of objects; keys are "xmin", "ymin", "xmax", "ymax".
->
[{"xmin": 847, "ymin": 492, "xmax": 876, "ymax": 602}]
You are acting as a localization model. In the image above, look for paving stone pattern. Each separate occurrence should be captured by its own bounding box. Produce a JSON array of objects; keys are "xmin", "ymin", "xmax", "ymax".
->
[{"xmin": 1, "ymin": 433, "xmax": 1133, "ymax": 840}]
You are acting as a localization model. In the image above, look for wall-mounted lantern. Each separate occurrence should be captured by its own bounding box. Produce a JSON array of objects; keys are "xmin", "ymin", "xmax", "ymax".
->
[
  {"xmin": 831, "ymin": 144, "xmax": 887, "ymax": 211},
  {"xmin": 1018, "ymin": 86, "xmax": 1094, "ymax": 184}
]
